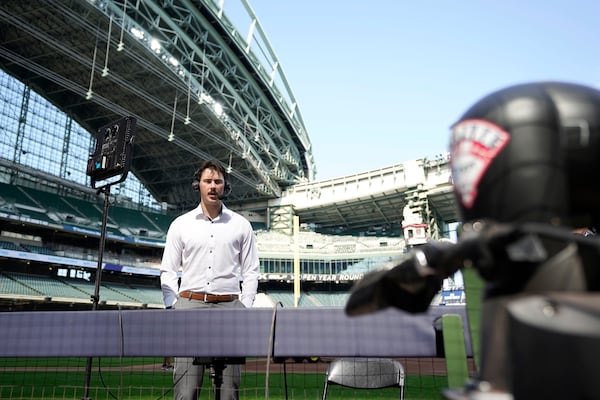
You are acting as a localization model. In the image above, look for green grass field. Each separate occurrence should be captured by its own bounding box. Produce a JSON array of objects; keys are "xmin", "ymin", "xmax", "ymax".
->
[{"xmin": 0, "ymin": 357, "xmax": 448, "ymax": 399}]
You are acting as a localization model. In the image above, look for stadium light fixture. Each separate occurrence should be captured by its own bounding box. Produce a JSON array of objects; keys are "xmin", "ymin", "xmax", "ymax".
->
[{"xmin": 213, "ymin": 102, "xmax": 223, "ymax": 117}]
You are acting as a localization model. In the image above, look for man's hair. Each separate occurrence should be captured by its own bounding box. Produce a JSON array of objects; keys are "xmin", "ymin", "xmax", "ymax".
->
[{"xmin": 197, "ymin": 159, "xmax": 227, "ymax": 180}]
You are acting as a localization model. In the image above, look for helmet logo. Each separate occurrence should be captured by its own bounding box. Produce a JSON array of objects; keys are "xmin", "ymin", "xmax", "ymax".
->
[{"xmin": 450, "ymin": 119, "xmax": 510, "ymax": 208}]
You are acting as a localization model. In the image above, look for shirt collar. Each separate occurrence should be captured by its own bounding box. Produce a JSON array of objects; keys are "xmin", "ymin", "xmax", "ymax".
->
[{"xmin": 195, "ymin": 203, "xmax": 229, "ymax": 221}]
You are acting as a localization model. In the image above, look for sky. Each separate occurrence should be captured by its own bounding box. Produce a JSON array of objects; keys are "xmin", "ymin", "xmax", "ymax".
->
[{"xmin": 230, "ymin": 1, "xmax": 600, "ymax": 181}]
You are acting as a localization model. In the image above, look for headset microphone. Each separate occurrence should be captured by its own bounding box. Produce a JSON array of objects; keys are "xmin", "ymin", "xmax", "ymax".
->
[
  {"xmin": 218, "ymin": 183, "xmax": 232, "ymax": 200},
  {"xmin": 192, "ymin": 174, "xmax": 231, "ymax": 199}
]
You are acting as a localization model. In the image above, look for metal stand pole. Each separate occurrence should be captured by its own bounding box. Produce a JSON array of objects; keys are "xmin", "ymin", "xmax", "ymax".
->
[
  {"xmin": 210, "ymin": 360, "xmax": 225, "ymax": 400},
  {"xmin": 82, "ymin": 185, "xmax": 111, "ymax": 400}
]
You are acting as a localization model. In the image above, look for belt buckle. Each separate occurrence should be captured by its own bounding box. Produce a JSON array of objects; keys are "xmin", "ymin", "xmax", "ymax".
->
[{"xmin": 203, "ymin": 293, "xmax": 208, "ymax": 302}]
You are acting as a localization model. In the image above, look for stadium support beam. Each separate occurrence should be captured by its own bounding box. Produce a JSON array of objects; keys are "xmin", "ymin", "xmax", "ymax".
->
[
  {"xmin": 269, "ymin": 205, "xmax": 295, "ymax": 235},
  {"xmin": 12, "ymin": 85, "xmax": 30, "ymax": 176},
  {"xmin": 293, "ymin": 215, "xmax": 300, "ymax": 307}
]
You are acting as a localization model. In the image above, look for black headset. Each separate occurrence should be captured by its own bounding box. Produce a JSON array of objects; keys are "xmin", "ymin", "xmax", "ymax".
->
[{"xmin": 191, "ymin": 161, "xmax": 232, "ymax": 198}]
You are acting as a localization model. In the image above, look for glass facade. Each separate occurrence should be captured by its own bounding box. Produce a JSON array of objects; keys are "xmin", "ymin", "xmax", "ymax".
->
[
  {"xmin": 259, "ymin": 257, "xmax": 363, "ymax": 275},
  {"xmin": 0, "ymin": 70, "xmax": 159, "ymax": 209}
]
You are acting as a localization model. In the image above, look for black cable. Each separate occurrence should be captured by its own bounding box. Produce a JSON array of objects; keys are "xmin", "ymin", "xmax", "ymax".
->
[
  {"xmin": 118, "ymin": 305, "xmax": 124, "ymax": 400},
  {"xmin": 283, "ymin": 359, "xmax": 288, "ymax": 400},
  {"xmin": 95, "ymin": 304, "xmax": 124, "ymax": 400},
  {"xmin": 154, "ymin": 367, "xmax": 188, "ymax": 400},
  {"xmin": 96, "ymin": 357, "xmax": 120, "ymax": 400}
]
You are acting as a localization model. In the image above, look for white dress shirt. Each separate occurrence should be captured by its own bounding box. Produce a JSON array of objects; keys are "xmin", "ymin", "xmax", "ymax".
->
[{"xmin": 160, "ymin": 204, "xmax": 259, "ymax": 308}]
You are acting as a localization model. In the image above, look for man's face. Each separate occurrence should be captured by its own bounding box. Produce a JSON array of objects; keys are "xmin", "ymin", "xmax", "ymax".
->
[{"xmin": 199, "ymin": 167, "xmax": 225, "ymax": 206}]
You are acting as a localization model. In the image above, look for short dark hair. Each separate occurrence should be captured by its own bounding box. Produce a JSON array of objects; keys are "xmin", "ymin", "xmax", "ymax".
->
[{"xmin": 197, "ymin": 159, "xmax": 228, "ymax": 183}]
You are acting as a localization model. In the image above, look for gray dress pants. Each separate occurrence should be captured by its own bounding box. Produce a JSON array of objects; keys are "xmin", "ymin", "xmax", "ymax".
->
[{"xmin": 172, "ymin": 297, "xmax": 244, "ymax": 400}]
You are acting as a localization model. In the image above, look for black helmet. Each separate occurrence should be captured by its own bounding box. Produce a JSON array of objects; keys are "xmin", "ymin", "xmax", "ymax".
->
[{"xmin": 450, "ymin": 81, "xmax": 600, "ymax": 228}]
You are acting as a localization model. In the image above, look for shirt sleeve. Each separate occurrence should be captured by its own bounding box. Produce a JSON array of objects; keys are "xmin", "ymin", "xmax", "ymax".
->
[
  {"xmin": 160, "ymin": 218, "xmax": 183, "ymax": 308},
  {"xmin": 239, "ymin": 223, "xmax": 260, "ymax": 308}
]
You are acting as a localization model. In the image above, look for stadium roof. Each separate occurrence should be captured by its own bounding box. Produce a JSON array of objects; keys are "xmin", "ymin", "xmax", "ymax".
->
[{"xmin": 0, "ymin": 0, "xmax": 315, "ymax": 211}]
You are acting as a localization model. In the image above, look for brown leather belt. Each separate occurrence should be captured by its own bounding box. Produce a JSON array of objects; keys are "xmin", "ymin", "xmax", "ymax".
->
[{"xmin": 179, "ymin": 291, "xmax": 238, "ymax": 303}]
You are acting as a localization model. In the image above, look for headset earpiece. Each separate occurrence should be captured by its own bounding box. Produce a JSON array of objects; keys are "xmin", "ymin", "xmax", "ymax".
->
[{"xmin": 191, "ymin": 168, "xmax": 200, "ymax": 191}]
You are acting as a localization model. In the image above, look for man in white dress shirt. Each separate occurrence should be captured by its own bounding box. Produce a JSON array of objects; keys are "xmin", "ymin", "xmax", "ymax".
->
[{"xmin": 160, "ymin": 159, "xmax": 259, "ymax": 400}]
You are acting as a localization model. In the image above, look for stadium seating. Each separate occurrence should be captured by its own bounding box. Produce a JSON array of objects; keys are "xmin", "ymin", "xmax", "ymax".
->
[
  {"xmin": 0, "ymin": 181, "xmax": 171, "ymax": 240},
  {"xmin": 55, "ymin": 195, "xmax": 104, "ymax": 223},
  {"xmin": 0, "ymin": 273, "xmax": 42, "ymax": 297},
  {"xmin": 266, "ymin": 290, "xmax": 296, "ymax": 308},
  {"xmin": 109, "ymin": 205, "xmax": 164, "ymax": 237},
  {"xmin": 310, "ymin": 292, "xmax": 349, "ymax": 307},
  {"xmin": 19, "ymin": 243, "xmax": 54, "ymax": 255},
  {"xmin": 0, "ymin": 240, "xmax": 25, "ymax": 251},
  {"xmin": 5, "ymin": 272, "xmax": 90, "ymax": 300},
  {"xmin": 0, "ymin": 271, "xmax": 163, "ymax": 306},
  {"xmin": 0, "ymin": 182, "xmax": 42, "ymax": 209}
]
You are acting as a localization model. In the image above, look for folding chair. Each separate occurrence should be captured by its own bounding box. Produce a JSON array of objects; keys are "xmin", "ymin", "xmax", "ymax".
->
[{"xmin": 322, "ymin": 357, "xmax": 405, "ymax": 400}]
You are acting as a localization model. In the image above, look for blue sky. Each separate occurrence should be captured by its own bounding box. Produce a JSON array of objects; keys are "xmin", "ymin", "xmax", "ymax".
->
[{"xmin": 232, "ymin": 1, "xmax": 600, "ymax": 180}]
